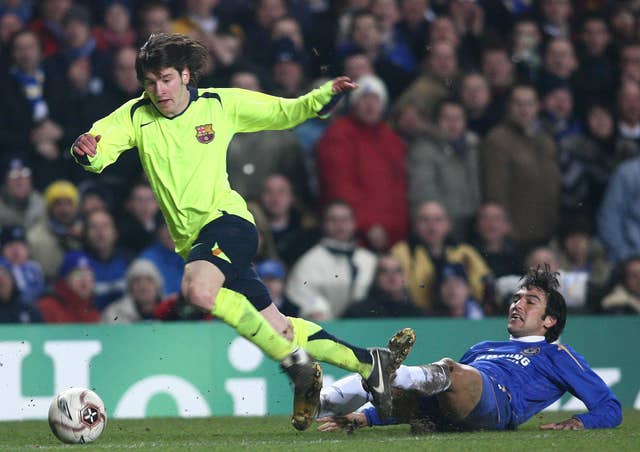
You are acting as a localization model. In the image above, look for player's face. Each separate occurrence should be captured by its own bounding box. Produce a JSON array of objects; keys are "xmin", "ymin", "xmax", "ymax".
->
[
  {"xmin": 143, "ymin": 68, "xmax": 191, "ymax": 117},
  {"xmin": 507, "ymin": 287, "xmax": 556, "ymax": 338}
]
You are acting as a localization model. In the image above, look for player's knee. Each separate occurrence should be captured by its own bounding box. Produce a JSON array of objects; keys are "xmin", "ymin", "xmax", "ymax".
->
[
  {"xmin": 435, "ymin": 357, "xmax": 458, "ymax": 373},
  {"xmin": 184, "ymin": 282, "xmax": 217, "ymax": 311}
]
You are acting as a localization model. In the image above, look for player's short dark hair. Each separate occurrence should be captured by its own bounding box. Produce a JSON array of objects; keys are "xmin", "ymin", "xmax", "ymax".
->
[
  {"xmin": 136, "ymin": 33, "xmax": 208, "ymax": 87},
  {"xmin": 520, "ymin": 265, "xmax": 566, "ymax": 343}
]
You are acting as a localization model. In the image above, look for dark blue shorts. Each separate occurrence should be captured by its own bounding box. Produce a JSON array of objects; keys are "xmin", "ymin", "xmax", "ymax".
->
[
  {"xmin": 461, "ymin": 371, "xmax": 514, "ymax": 430},
  {"xmin": 186, "ymin": 213, "xmax": 272, "ymax": 310}
]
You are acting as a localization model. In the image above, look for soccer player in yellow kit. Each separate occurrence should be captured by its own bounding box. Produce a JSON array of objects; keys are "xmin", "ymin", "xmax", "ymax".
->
[{"xmin": 72, "ymin": 33, "xmax": 408, "ymax": 430}]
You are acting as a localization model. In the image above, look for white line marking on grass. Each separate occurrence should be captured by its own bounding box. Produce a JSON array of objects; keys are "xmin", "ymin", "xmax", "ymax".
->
[{"xmin": 14, "ymin": 436, "xmax": 433, "ymax": 450}]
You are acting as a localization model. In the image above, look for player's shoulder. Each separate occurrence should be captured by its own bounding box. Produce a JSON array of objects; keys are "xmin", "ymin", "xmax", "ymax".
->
[
  {"xmin": 125, "ymin": 93, "xmax": 153, "ymax": 122},
  {"xmin": 468, "ymin": 340, "xmax": 502, "ymax": 351},
  {"xmin": 544, "ymin": 342, "xmax": 589, "ymax": 370},
  {"xmin": 195, "ymin": 87, "xmax": 246, "ymax": 107},
  {"xmin": 194, "ymin": 87, "xmax": 224, "ymax": 104}
]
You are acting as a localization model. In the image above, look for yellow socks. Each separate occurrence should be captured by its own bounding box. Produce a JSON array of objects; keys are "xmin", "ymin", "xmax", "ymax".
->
[
  {"xmin": 212, "ymin": 288, "xmax": 295, "ymax": 361},
  {"xmin": 288, "ymin": 316, "xmax": 373, "ymax": 377}
]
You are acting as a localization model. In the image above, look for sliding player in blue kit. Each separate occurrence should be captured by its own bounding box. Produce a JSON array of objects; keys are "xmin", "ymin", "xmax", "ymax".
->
[{"xmin": 317, "ymin": 266, "xmax": 622, "ymax": 432}]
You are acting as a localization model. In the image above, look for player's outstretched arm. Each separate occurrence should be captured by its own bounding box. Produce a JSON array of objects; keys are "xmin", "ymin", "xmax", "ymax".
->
[
  {"xmin": 549, "ymin": 345, "xmax": 623, "ymax": 429},
  {"xmin": 317, "ymin": 76, "xmax": 358, "ymax": 118},
  {"xmin": 540, "ymin": 417, "xmax": 584, "ymax": 431}
]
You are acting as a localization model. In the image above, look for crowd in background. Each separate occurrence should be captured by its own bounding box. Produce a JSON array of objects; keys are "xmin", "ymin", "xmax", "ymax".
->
[{"xmin": 1, "ymin": 0, "xmax": 640, "ymax": 325}]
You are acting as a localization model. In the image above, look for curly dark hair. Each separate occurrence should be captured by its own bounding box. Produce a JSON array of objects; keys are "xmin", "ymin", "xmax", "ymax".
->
[
  {"xmin": 135, "ymin": 33, "xmax": 209, "ymax": 88},
  {"xmin": 519, "ymin": 264, "xmax": 567, "ymax": 343}
]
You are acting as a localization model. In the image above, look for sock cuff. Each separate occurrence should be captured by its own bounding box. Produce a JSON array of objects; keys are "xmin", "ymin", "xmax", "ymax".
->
[{"xmin": 280, "ymin": 347, "xmax": 308, "ymax": 367}]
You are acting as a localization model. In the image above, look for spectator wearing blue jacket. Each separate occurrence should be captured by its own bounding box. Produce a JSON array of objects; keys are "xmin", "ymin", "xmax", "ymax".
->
[
  {"xmin": 83, "ymin": 209, "xmax": 129, "ymax": 310},
  {"xmin": 0, "ymin": 260, "xmax": 42, "ymax": 324},
  {"xmin": 139, "ymin": 213, "xmax": 183, "ymax": 297},
  {"xmin": 598, "ymin": 156, "xmax": 640, "ymax": 262},
  {"xmin": 0, "ymin": 224, "xmax": 45, "ymax": 304}
]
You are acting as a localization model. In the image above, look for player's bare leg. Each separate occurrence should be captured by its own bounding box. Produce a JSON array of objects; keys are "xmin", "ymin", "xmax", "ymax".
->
[
  {"xmin": 390, "ymin": 357, "xmax": 482, "ymax": 423},
  {"xmin": 435, "ymin": 359, "xmax": 484, "ymax": 422},
  {"xmin": 260, "ymin": 304, "xmax": 295, "ymax": 340},
  {"xmin": 182, "ymin": 260, "xmax": 322, "ymax": 431}
]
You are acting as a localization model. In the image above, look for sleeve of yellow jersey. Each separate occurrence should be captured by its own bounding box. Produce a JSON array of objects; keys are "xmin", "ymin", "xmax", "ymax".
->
[
  {"xmin": 70, "ymin": 99, "xmax": 137, "ymax": 173},
  {"xmin": 224, "ymin": 80, "xmax": 335, "ymax": 133}
]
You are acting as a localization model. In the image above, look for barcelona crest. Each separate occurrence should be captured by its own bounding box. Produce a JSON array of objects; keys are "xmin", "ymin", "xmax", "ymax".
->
[{"xmin": 195, "ymin": 124, "xmax": 214, "ymax": 144}]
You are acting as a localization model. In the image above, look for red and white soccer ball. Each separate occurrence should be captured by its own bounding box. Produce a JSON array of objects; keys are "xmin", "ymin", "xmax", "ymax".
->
[{"xmin": 48, "ymin": 388, "xmax": 107, "ymax": 444}]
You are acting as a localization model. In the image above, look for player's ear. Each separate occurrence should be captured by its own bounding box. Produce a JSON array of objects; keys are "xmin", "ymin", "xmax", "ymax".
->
[
  {"xmin": 543, "ymin": 315, "xmax": 557, "ymax": 330},
  {"xmin": 182, "ymin": 69, "xmax": 190, "ymax": 85}
]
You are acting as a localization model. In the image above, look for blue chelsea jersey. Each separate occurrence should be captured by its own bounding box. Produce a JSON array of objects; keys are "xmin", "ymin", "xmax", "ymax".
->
[{"xmin": 460, "ymin": 337, "xmax": 622, "ymax": 428}]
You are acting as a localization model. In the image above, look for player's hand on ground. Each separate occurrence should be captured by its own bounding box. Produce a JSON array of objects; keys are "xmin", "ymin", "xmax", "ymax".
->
[
  {"xmin": 317, "ymin": 413, "xmax": 368, "ymax": 432},
  {"xmin": 332, "ymin": 76, "xmax": 358, "ymax": 94},
  {"xmin": 73, "ymin": 133, "xmax": 101, "ymax": 158},
  {"xmin": 539, "ymin": 417, "xmax": 584, "ymax": 430}
]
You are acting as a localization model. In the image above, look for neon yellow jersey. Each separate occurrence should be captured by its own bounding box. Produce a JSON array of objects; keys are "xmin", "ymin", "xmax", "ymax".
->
[{"xmin": 74, "ymin": 82, "xmax": 335, "ymax": 259}]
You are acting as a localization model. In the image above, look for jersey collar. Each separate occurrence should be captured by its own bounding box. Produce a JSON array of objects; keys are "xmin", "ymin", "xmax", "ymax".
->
[
  {"xmin": 151, "ymin": 86, "xmax": 199, "ymax": 120},
  {"xmin": 509, "ymin": 335, "xmax": 546, "ymax": 343}
]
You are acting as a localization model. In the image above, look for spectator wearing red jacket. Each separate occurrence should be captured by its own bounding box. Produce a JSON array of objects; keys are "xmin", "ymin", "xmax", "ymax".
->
[
  {"xmin": 317, "ymin": 74, "xmax": 408, "ymax": 251},
  {"xmin": 37, "ymin": 250, "xmax": 100, "ymax": 323}
]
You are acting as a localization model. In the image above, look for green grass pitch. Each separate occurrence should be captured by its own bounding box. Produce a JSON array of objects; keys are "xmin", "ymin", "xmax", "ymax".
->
[{"xmin": 0, "ymin": 410, "xmax": 638, "ymax": 451}]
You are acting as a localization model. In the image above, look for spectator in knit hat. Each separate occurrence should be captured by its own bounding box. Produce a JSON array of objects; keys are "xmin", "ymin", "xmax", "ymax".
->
[
  {"xmin": 0, "ymin": 260, "xmax": 42, "ymax": 324},
  {"xmin": 0, "ymin": 224, "xmax": 45, "ymax": 304},
  {"xmin": 27, "ymin": 180, "xmax": 83, "ymax": 281},
  {"xmin": 37, "ymin": 250, "xmax": 100, "ymax": 323},
  {"xmin": 0, "ymin": 156, "xmax": 46, "ymax": 229},
  {"xmin": 102, "ymin": 259, "xmax": 164, "ymax": 323},
  {"xmin": 317, "ymin": 74, "xmax": 408, "ymax": 251}
]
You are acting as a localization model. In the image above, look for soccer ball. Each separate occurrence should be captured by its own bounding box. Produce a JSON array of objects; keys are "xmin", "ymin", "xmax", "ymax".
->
[{"xmin": 48, "ymin": 388, "xmax": 107, "ymax": 444}]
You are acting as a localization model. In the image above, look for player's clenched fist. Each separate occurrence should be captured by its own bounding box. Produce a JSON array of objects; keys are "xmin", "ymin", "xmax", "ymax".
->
[
  {"xmin": 331, "ymin": 76, "xmax": 358, "ymax": 94},
  {"xmin": 72, "ymin": 133, "xmax": 101, "ymax": 158}
]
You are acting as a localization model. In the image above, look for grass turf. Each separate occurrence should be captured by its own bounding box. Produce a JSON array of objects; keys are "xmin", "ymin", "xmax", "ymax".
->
[{"xmin": 0, "ymin": 410, "xmax": 638, "ymax": 451}]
